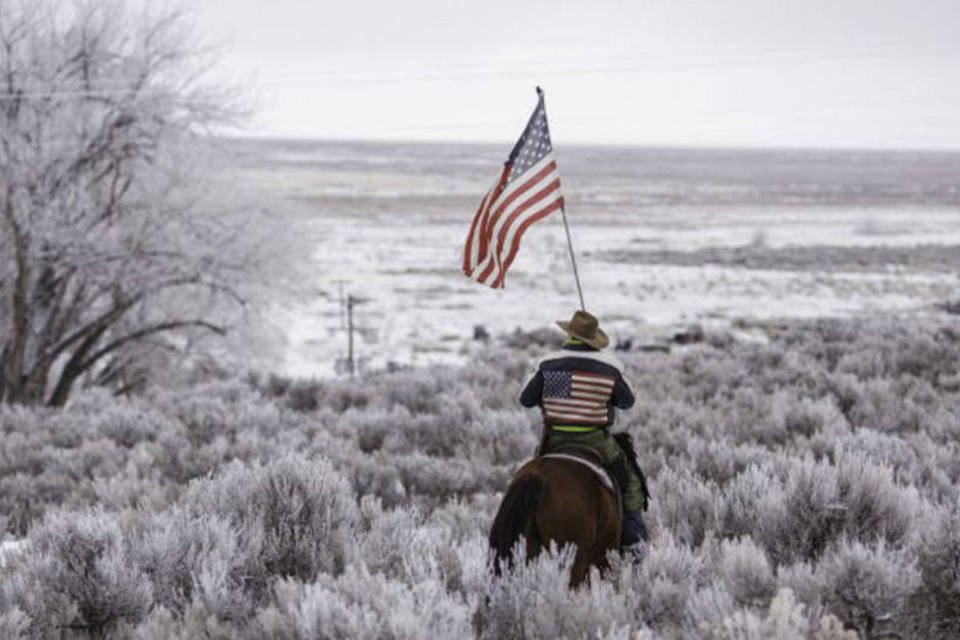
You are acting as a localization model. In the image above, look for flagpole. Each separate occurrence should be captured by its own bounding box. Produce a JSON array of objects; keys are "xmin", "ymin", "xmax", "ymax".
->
[
  {"xmin": 559, "ymin": 203, "xmax": 585, "ymax": 311},
  {"xmin": 540, "ymin": 87, "xmax": 585, "ymax": 311}
]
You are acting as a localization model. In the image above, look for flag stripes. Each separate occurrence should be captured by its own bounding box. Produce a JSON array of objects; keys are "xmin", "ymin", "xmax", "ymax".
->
[
  {"xmin": 464, "ymin": 154, "xmax": 560, "ymax": 284},
  {"xmin": 462, "ymin": 90, "xmax": 564, "ymax": 289},
  {"xmin": 474, "ymin": 174, "xmax": 562, "ymax": 284}
]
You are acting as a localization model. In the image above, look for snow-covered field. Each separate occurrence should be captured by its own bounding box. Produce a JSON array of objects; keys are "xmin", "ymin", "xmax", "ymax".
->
[
  {"xmin": 4, "ymin": 139, "xmax": 960, "ymax": 638},
  {"xmin": 222, "ymin": 140, "xmax": 960, "ymax": 377}
]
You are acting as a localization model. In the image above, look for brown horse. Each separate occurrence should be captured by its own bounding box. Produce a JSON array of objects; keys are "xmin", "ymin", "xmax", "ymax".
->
[{"xmin": 488, "ymin": 456, "xmax": 620, "ymax": 587}]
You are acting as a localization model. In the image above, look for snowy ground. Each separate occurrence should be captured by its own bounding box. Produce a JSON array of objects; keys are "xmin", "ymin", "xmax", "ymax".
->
[
  {"xmin": 221, "ymin": 140, "xmax": 960, "ymax": 377},
  {"xmin": 270, "ymin": 208, "xmax": 960, "ymax": 377}
]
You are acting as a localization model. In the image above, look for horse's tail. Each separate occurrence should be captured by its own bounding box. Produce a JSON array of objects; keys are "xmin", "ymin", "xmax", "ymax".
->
[
  {"xmin": 489, "ymin": 474, "xmax": 542, "ymax": 576},
  {"xmin": 613, "ymin": 432, "xmax": 651, "ymax": 510}
]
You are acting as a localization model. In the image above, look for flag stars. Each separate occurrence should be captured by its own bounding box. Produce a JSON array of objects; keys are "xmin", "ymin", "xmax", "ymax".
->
[{"xmin": 505, "ymin": 108, "xmax": 555, "ymax": 183}]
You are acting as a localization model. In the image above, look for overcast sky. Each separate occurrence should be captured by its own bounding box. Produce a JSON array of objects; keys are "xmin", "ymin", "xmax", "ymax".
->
[{"xmin": 195, "ymin": 0, "xmax": 960, "ymax": 149}]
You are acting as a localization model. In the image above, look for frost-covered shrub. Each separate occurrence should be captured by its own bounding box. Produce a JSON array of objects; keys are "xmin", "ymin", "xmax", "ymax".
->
[
  {"xmin": 911, "ymin": 505, "xmax": 960, "ymax": 637},
  {"xmin": 153, "ymin": 379, "xmax": 286, "ymax": 443},
  {"xmin": 134, "ymin": 509, "xmax": 246, "ymax": 618},
  {"xmin": 0, "ymin": 608, "xmax": 29, "ymax": 639},
  {"xmin": 835, "ymin": 327, "xmax": 956, "ymax": 384},
  {"xmin": 393, "ymin": 453, "xmax": 509, "ymax": 503},
  {"xmin": 90, "ymin": 467, "xmax": 176, "ymax": 513},
  {"xmin": 651, "ymin": 466, "xmax": 717, "ymax": 547},
  {"xmin": 130, "ymin": 606, "xmax": 181, "ymax": 640},
  {"xmin": 719, "ymin": 537, "xmax": 776, "ymax": 607},
  {"xmin": 762, "ymin": 453, "xmax": 918, "ymax": 564},
  {"xmin": 378, "ymin": 369, "xmax": 460, "ymax": 414},
  {"xmin": 0, "ymin": 473, "xmax": 78, "ymax": 536},
  {"xmin": 352, "ymin": 500, "xmax": 483, "ymax": 594},
  {"xmin": 716, "ymin": 462, "xmax": 784, "ymax": 540},
  {"xmin": 780, "ymin": 318, "xmax": 865, "ymax": 371},
  {"xmin": 615, "ymin": 532, "xmax": 707, "ymax": 632},
  {"xmin": 349, "ymin": 454, "xmax": 408, "ymax": 506},
  {"xmin": 255, "ymin": 569, "xmax": 474, "ymax": 640},
  {"xmin": 428, "ymin": 494, "xmax": 501, "ymax": 543},
  {"xmin": 181, "ymin": 455, "xmax": 359, "ymax": 586},
  {"xmin": 147, "ymin": 430, "xmax": 221, "ymax": 485},
  {"xmin": 352, "ymin": 407, "xmax": 399, "ymax": 453},
  {"xmin": 678, "ymin": 348, "xmax": 747, "ymax": 402},
  {"xmin": 381, "ymin": 408, "xmax": 474, "ymax": 458},
  {"xmin": 694, "ymin": 587, "xmax": 857, "ymax": 640},
  {"xmin": 130, "ymin": 602, "xmax": 237, "ymax": 639},
  {"xmin": 846, "ymin": 377, "xmax": 929, "ymax": 433},
  {"xmin": 831, "ymin": 454, "xmax": 918, "ymax": 546},
  {"xmin": 170, "ymin": 394, "xmax": 239, "ymax": 445},
  {"xmin": 723, "ymin": 388, "xmax": 791, "ymax": 447},
  {"xmin": 4, "ymin": 510, "xmax": 152, "ymax": 636},
  {"xmin": 784, "ymin": 395, "xmax": 849, "ymax": 441},
  {"xmin": 686, "ymin": 582, "xmax": 739, "ymax": 636},
  {"xmin": 86, "ymin": 403, "xmax": 175, "ymax": 448},
  {"xmin": 356, "ymin": 498, "xmax": 429, "ymax": 581},
  {"xmin": 816, "ymin": 540, "xmax": 920, "ymax": 637},
  {"xmin": 2, "ymin": 314, "xmax": 960, "ymax": 637},
  {"xmin": 42, "ymin": 437, "xmax": 124, "ymax": 481},
  {"xmin": 286, "ymin": 380, "xmax": 323, "ymax": 412},
  {"xmin": 480, "ymin": 545, "xmax": 635, "ymax": 640}
]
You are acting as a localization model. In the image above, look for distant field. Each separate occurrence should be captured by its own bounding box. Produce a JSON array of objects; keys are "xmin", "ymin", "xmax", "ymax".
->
[
  {"xmin": 597, "ymin": 243, "xmax": 960, "ymax": 273},
  {"xmin": 217, "ymin": 139, "xmax": 960, "ymax": 377},
  {"xmin": 226, "ymin": 139, "xmax": 960, "ymax": 213}
]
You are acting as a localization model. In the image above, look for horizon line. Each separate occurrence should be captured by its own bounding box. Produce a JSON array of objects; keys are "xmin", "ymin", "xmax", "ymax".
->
[{"xmin": 213, "ymin": 131, "xmax": 960, "ymax": 156}]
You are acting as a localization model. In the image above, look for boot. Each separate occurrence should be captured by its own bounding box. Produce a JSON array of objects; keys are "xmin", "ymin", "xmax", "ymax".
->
[
  {"xmin": 621, "ymin": 539, "xmax": 647, "ymax": 562},
  {"xmin": 620, "ymin": 510, "xmax": 647, "ymax": 562}
]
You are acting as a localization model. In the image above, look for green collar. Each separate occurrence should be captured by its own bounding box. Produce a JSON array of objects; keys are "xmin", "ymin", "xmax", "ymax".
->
[{"xmin": 563, "ymin": 339, "xmax": 598, "ymax": 352}]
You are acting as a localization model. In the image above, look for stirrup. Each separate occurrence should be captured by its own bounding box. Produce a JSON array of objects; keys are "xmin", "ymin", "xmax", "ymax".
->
[{"xmin": 621, "ymin": 540, "xmax": 646, "ymax": 562}]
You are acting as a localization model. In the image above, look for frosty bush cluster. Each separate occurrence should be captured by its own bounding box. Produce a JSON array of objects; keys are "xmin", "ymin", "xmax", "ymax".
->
[{"xmin": 2, "ymin": 315, "xmax": 960, "ymax": 638}]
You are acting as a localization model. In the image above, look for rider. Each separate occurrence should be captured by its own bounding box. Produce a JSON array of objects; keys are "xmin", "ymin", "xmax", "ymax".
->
[{"xmin": 519, "ymin": 309, "xmax": 648, "ymax": 559}]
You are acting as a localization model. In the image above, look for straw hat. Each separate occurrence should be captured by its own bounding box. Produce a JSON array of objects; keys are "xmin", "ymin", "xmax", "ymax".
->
[{"xmin": 556, "ymin": 310, "xmax": 609, "ymax": 350}]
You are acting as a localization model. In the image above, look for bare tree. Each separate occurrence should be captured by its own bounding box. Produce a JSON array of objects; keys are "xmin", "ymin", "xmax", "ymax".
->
[{"xmin": 0, "ymin": 0, "xmax": 254, "ymax": 406}]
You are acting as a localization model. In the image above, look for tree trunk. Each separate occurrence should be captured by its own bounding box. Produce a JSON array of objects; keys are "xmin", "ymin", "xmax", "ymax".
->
[
  {"xmin": 2, "ymin": 190, "xmax": 31, "ymax": 405},
  {"xmin": 47, "ymin": 324, "xmax": 110, "ymax": 407}
]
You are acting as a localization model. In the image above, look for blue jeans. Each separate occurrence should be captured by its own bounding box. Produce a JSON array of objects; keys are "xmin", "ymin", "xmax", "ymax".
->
[{"xmin": 621, "ymin": 510, "xmax": 647, "ymax": 546}]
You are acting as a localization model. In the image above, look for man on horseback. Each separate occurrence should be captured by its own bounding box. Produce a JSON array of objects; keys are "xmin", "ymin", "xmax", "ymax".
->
[{"xmin": 520, "ymin": 310, "xmax": 649, "ymax": 560}]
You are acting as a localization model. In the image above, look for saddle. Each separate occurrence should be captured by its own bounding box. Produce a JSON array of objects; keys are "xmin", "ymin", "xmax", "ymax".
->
[
  {"xmin": 536, "ymin": 432, "xmax": 650, "ymax": 514},
  {"xmin": 540, "ymin": 445, "xmax": 617, "ymax": 494}
]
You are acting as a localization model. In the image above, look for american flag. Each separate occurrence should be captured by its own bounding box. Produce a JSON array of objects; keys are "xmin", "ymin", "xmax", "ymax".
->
[
  {"xmin": 462, "ymin": 87, "xmax": 564, "ymax": 288},
  {"xmin": 541, "ymin": 370, "xmax": 614, "ymax": 425}
]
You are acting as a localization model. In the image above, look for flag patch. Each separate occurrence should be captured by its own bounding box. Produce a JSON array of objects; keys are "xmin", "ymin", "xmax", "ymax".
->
[{"xmin": 541, "ymin": 370, "xmax": 614, "ymax": 425}]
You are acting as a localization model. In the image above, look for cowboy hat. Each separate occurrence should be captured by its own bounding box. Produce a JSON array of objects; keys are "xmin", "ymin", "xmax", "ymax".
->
[{"xmin": 556, "ymin": 310, "xmax": 609, "ymax": 350}]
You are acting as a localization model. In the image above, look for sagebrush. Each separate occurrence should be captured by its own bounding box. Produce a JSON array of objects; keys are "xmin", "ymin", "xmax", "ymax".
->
[{"xmin": 2, "ymin": 315, "xmax": 960, "ymax": 638}]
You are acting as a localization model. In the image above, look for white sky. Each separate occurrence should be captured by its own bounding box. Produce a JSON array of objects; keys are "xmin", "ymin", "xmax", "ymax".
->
[{"xmin": 194, "ymin": 0, "xmax": 960, "ymax": 149}]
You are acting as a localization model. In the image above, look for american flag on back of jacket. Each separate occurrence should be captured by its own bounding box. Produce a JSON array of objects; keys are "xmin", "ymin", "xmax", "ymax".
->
[
  {"xmin": 462, "ymin": 87, "xmax": 564, "ymax": 288},
  {"xmin": 541, "ymin": 370, "xmax": 615, "ymax": 425}
]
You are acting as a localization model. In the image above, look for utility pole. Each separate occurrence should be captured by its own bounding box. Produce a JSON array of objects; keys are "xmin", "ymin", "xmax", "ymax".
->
[
  {"xmin": 333, "ymin": 279, "xmax": 349, "ymax": 329},
  {"xmin": 343, "ymin": 293, "xmax": 370, "ymax": 378},
  {"xmin": 346, "ymin": 294, "xmax": 355, "ymax": 377}
]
